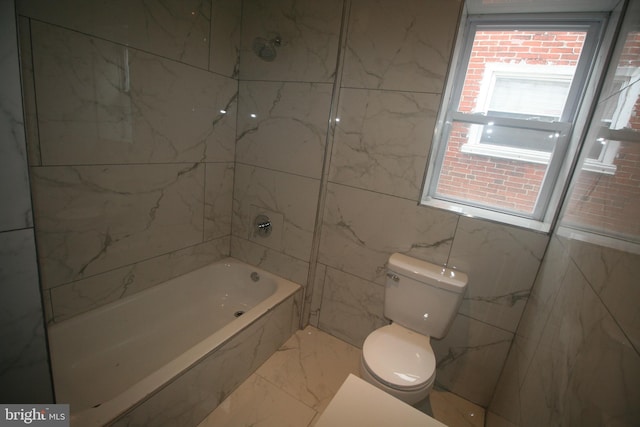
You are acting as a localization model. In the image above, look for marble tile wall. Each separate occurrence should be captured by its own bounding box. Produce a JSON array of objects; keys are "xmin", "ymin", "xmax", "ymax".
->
[
  {"xmin": 18, "ymin": 0, "xmax": 241, "ymax": 322},
  {"xmin": 229, "ymin": 0, "xmax": 342, "ymax": 295},
  {"xmin": 227, "ymin": 0, "xmax": 553, "ymax": 408},
  {"xmin": 309, "ymin": 0, "xmax": 551, "ymax": 408},
  {"xmin": 488, "ymin": 2, "xmax": 640, "ymax": 424},
  {"xmin": 0, "ymin": 0, "xmax": 53, "ymax": 402}
]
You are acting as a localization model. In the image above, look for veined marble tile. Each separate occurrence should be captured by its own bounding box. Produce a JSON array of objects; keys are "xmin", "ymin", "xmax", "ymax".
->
[
  {"xmin": 329, "ymin": 89, "xmax": 439, "ymax": 199},
  {"xmin": 448, "ymin": 216, "xmax": 549, "ymax": 332},
  {"xmin": 343, "ymin": 0, "xmax": 461, "ymax": 92},
  {"xmin": 509, "ymin": 236, "xmax": 569, "ymax": 377},
  {"xmin": 254, "ymin": 326, "xmax": 362, "ymax": 414},
  {"xmin": 0, "ymin": 11, "xmax": 32, "ymax": 231},
  {"xmin": 49, "ymin": 238, "xmax": 229, "ymax": 321},
  {"xmin": 319, "ymin": 183, "xmax": 458, "ymax": 286},
  {"xmin": 198, "ymin": 373, "xmax": 316, "ymax": 427},
  {"xmin": 230, "ymin": 236, "xmax": 310, "ymax": 288},
  {"xmin": 565, "ymin": 237, "xmax": 640, "ymax": 351},
  {"xmin": 204, "ymin": 163, "xmax": 234, "ymax": 241},
  {"xmin": 31, "ymin": 22, "xmax": 236, "ymax": 166},
  {"xmin": 31, "ymin": 163, "xmax": 205, "ymax": 289},
  {"xmin": 485, "ymin": 411, "xmax": 518, "ymax": 427},
  {"xmin": 430, "ymin": 314, "xmax": 514, "ymax": 407},
  {"xmin": 307, "ymin": 262, "xmax": 327, "ymax": 328},
  {"xmin": 209, "ymin": 0, "xmax": 241, "ymax": 77},
  {"xmin": 237, "ymin": 81, "xmax": 332, "ymax": 179},
  {"xmin": 111, "ymin": 296, "xmax": 296, "ymax": 426},
  {"xmin": 318, "ymin": 267, "xmax": 387, "ymax": 348},
  {"xmin": 0, "ymin": 229, "xmax": 53, "ymax": 402},
  {"xmin": 240, "ymin": 0, "xmax": 342, "ymax": 83},
  {"xmin": 232, "ymin": 165, "xmax": 319, "ymax": 262},
  {"xmin": 18, "ymin": 0, "xmax": 211, "ymax": 69},
  {"xmin": 486, "ymin": 340, "xmax": 524, "ymax": 426},
  {"xmin": 518, "ymin": 260, "xmax": 640, "ymax": 427},
  {"xmin": 18, "ymin": 17, "xmax": 40, "ymax": 167},
  {"xmin": 489, "ymin": 236, "xmax": 570, "ymax": 424},
  {"xmin": 430, "ymin": 389, "xmax": 485, "ymax": 427}
]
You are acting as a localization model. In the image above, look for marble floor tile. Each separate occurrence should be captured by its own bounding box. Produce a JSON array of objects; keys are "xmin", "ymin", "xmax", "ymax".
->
[
  {"xmin": 429, "ymin": 389, "xmax": 485, "ymax": 427},
  {"xmin": 198, "ymin": 326, "xmax": 486, "ymax": 427},
  {"xmin": 198, "ymin": 373, "xmax": 316, "ymax": 427},
  {"xmin": 254, "ymin": 326, "xmax": 362, "ymax": 414}
]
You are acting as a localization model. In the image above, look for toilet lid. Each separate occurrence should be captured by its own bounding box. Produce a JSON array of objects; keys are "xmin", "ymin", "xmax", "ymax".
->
[{"xmin": 362, "ymin": 324, "xmax": 435, "ymax": 390}]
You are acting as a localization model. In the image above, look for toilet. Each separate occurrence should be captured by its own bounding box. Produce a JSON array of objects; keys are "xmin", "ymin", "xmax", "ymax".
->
[{"xmin": 360, "ymin": 253, "xmax": 468, "ymax": 405}]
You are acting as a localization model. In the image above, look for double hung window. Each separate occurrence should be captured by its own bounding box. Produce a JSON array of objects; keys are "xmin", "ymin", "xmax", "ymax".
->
[{"xmin": 421, "ymin": 14, "xmax": 605, "ymax": 230}]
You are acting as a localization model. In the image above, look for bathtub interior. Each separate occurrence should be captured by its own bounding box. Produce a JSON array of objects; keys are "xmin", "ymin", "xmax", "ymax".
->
[{"xmin": 46, "ymin": 258, "xmax": 297, "ymax": 421}]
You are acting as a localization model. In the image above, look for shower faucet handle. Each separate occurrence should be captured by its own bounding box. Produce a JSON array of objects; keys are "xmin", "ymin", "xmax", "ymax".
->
[{"xmin": 254, "ymin": 214, "xmax": 272, "ymax": 237}]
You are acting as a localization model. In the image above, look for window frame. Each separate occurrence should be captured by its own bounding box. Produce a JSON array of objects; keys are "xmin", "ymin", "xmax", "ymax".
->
[{"xmin": 421, "ymin": 12, "xmax": 608, "ymax": 232}]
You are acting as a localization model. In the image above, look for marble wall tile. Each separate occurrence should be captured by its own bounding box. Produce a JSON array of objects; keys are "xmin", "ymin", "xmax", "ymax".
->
[
  {"xmin": 239, "ymin": 0, "xmax": 343, "ymax": 83},
  {"xmin": 31, "ymin": 163, "xmax": 205, "ymax": 289},
  {"xmin": 232, "ymin": 165, "xmax": 320, "ymax": 262},
  {"xmin": 230, "ymin": 236, "xmax": 310, "ymax": 287},
  {"xmin": 0, "ymin": 13, "xmax": 33, "ymax": 231},
  {"xmin": 17, "ymin": 17, "xmax": 40, "ymax": 167},
  {"xmin": 318, "ymin": 267, "xmax": 387, "ymax": 347},
  {"xmin": 329, "ymin": 88, "xmax": 439, "ymax": 199},
  {"xmin": 489, "ymin": 237, "xmax": 569, "ymax": 423},
  {"xmin": 448, "ymin": 217, "xmax": 549, "ymax": 332},
  {"xmin": 517, "ymin": 260, "xmax": 640, "ymax": 427},
  {"xmin": 210, "ymin": 0, "xmax": 241, "ymax": 77},
  {"xmin": 0, "ymin": 0, "xmax": 52, "ymax": 402},
  {"xmin": 204, "ymin": 163, "xmax": 234, "ymax": 241},
  {"xmin": 18, "ymin": 0, "xmax": 211, "ymax": 69},
  {"xmin": 565, "ymin": 238, "xmax": 640, "ymax": 351},
  {"xmin": 307, "ymin": 262, "xmax": 327, "ymax": 327},
  {"xmin": 319, "ymin": 183, "xmax": 458, "ymax": 285},
  {"xmin": 49, "ymin": 238, "xmax": 229, "ymax": 321},
  {"xmin": 430, "ymin": 314, "xmax": 514, "ymax": 407},
  {"xmin": 0, "ymin": 229, "xmax": 53, "ymax": 403},
  {"xmin": 237, "ymin": 81, "xmax": 332, "ymax": 179},
  {"xmin": 343, "ymin": 0, "xmax": 461, "ymax": 92},
  {"xmin": 111, "ymin": 293, "xmax": 296, "ymax": 426},
  {"xmin": 31, "ymin": 22, "xmax": 237, "ymax": 166}
]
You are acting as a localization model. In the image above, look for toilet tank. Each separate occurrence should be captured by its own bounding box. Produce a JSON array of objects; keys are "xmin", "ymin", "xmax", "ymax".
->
[{"xmin": 385, "ymin": 253, "xmax": 468, "ymax": 338}]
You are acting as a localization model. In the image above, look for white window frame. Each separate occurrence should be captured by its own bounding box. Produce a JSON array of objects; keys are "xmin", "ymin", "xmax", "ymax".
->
[
  {"xmin": 462, "ymin": 63, "xmax": 576, "ymax": 164},
  {"xmin": 421, "ymin": 12, "xmax": 608, "ymax": 232}
]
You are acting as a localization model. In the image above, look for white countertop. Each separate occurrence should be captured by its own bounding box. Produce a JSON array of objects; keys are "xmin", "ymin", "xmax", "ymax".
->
[{"xmin": 314, "ymin": 374, "xmax": 447, "ymax": 427}]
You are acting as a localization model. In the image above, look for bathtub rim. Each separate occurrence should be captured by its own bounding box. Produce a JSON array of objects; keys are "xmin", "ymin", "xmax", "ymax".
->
[{"xmin": 53, "ymin": 257, "xmax": 300, "ymax": 427}]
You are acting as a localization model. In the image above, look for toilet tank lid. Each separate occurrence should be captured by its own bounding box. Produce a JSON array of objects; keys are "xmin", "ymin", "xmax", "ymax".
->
[{"xmin": 388, "ymin": 253, "xmax": 468, "ymax": 292}]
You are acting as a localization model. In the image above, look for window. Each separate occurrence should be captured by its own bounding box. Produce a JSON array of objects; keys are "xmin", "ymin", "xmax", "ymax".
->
[{"xmin": 422, "ymin": 14, "xmax": 606, "ymax": 231}]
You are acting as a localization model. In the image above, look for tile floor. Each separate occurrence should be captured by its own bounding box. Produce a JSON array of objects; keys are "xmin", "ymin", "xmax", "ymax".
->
[{"xmin": 198, "ymin": 326, "xmax": 484, "ymax": 427}]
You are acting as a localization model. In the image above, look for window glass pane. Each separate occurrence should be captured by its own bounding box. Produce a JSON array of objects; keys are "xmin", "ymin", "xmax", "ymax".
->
[
  {"xmin": 479, "ymin": 121, "xmax": 558, "ymax": 152},
  {"xmin": 436, "ymin": 121, "xmax": 560, "ymax": 215},
  {"xmin": 565, "ymin": 138, "xmax": 640, "ymax": 239},
  {"xmin": 488, "ymin": 77, "xmax": 570, "ymax": 119},
  {"xmin": 458, "ymin": 29, "xmax": 588, "ymax": 121}
]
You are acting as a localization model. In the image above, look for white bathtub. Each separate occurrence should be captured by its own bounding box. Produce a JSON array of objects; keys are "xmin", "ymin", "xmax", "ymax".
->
[{"xmin": 47, "ymin": 257, "xmax": 300, "ymax": 426}]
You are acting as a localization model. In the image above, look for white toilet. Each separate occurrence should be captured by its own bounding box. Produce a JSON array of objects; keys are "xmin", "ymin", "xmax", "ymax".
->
[{"xmin": 360, "ymin": 253, "xmax": 468, "ymax": 405}]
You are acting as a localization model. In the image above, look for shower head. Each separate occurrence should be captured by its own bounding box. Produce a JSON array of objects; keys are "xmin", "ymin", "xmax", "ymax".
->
[{"xmin": 252, "ymin": 35, "xmax": 282, "ymax": 62}]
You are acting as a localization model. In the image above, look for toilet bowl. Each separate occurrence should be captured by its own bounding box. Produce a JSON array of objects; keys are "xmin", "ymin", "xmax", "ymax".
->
[
  {"xmin": 360, "ymin": 323, "xmax": 436, "ymax": 405},
  {"xmin": 359, "ymin": 253, "xmax": 468, "ymax": 405}
]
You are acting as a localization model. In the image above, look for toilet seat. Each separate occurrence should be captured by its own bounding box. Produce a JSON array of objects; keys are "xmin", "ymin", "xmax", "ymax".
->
[{"xmin": 362, "ymin": 323, "xmax": 435, "ymax": 391}]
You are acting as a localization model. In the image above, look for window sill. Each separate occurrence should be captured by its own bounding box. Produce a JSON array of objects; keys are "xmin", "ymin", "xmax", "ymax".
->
[{"xmin": 421, "ymin": 196, "xmax": 552, "ymax": 233}]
